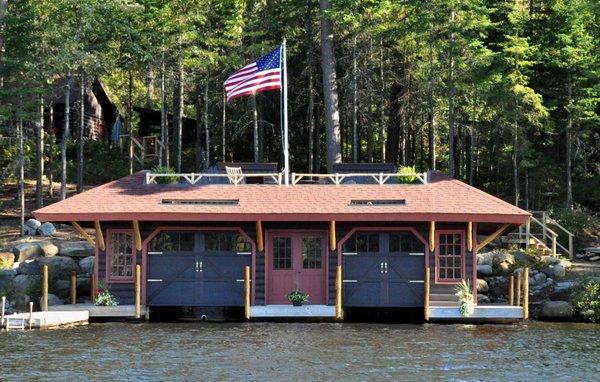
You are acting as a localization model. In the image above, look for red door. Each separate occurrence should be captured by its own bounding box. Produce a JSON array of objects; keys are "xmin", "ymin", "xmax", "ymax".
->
[{"xmin": 267, "ymin": 232, "xmax": 327, "ymax": 305}]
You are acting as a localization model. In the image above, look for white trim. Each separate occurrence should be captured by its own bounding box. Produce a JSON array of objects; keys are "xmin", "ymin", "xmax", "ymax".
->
[
  {"xmin": 342, "ymin": 252, "xmax": 358, "ymax": 256},
  {"xmin": 147, "ymin": 279, "xmax": 163, "ymax": 282},
  {"xmin": 409, "ymin": 252, "xmax": 425, "ymax": 256},
  {"xmin": 409, "ymin": 280, "xmax": 424, "ymax": 283},
  {"xmin": 342, "ymin": 279, "xmax": 358, "ymax": 283}
]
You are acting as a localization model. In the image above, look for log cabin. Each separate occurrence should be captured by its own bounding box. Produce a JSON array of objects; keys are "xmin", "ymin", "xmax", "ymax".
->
[{"xmin": 33, "ymin": 164, "xmax": 530, "ymax": 322}]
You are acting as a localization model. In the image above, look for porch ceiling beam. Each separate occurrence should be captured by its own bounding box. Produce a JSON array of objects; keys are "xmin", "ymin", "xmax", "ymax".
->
[
  {"xmin": 476, "ymin": 223, "xmax": 511, "ymax": 252},
  {"xmin": 256, "ymin": 221, "xmax": 264, "ymax": 252},
  {"xmin": 429, "ymin": 221, "xmax": 435, "ymax": 252},
  {"xmin": 94, "ymin": 220, "xmax": 105, "ymax": 251},
  {"xmin": 467, "ymin": 221, "xmax": 473, "ymax": 252},
  {"xmin": 330, "ymin": 221, "xmax": 336, "ymax": 251},
  {"xmin": 71, "ymin": 221, "xmax": 95, "ymax": 248},
  {"xmin": 132, "ymin": 220, "xmax": 142, "ymax": 251}
]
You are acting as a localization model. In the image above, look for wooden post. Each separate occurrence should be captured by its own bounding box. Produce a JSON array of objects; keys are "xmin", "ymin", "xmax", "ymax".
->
[
  {"xmin": 90, "ymin": 274, "xmax": 96, "ymax": 303},
  {"xmin": 525, "ymin": 218, "xmax": 531, "ymax": 249},
  {"xmin": 552, "ymin": 235, "xmax": 557, "ymax": 258},
  {"xmin": 41, "ymin": 265, "xmax": 48, "ymax": 312},
  {"xmin": 71, "ymin": 221, "xmax": 96, "ymax": 247},
  {"xmin": 244, "ymin": 266, "xmax": 251, "ymax": 320},
  {"xmin": 69, "ymin": 271, "xmax": 77, "ymax": 304},
  {"xmin": 467, "ymin": 222, "xmax": 473, "ymax": 252},
  {"xmin": 134, "ymin": 264, "xmax": 141, "ymax": 319},
  {"xmin": 256, "ymin": 221, "xmax": 264, "ymax": 252},
  {"xmin": 515, "ymin": 271, "xmax": 521, "ymax": 307},
  {"xmin": 335, "ymin": 265, "xmax": 342, "ymax": 320},
  {"xmin": 429, "ymin": 221, "xmax": 435, "ymax": 252},
  {"xmin": 1, "ymin": 296, "xmax": 5, "ymax": 329},
  {"xmin": 133, "ymin": 220, "xmax": 142, "ymax": 251},
  {"xmin": 94, "ymin": 220, "xmax": 105, "ymax": 251},
  {"xmin": 424, "ymin": 267, "xmax": 430, "ymax": 321},
  {"xmin": 508, "ymin": 275, "xmax": 514, "ymax": 306},
  {"xmin": 568, "ymin": 234, "xmax": 573, "ymax": 260},
  {"xmin": 28, "ymin": 302, "xmax": 33, "ymax": 330},
  {"xmin": 329, "ymin": 221, "xmax": 336, "ymax": 251},
  {"xmin": 523, "ymin": 267, "xmax": 529, "ymax": 319}
]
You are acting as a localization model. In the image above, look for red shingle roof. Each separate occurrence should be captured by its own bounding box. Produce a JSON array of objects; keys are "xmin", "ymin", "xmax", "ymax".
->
[{"xmin": 33, "ymin": 171, "xmax": 530, "ymax": 224}]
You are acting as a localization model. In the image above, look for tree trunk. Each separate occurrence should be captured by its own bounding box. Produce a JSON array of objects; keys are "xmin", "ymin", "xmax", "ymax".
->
[
  {"xmin": 385, "ymin": 83, "xmax": 402, "ymax": 164},
  {"xmin": 48, "ymin": 104, "xmax": 54, "ymax": 197},
  {"xmin": 427, "ymin": 29, "xmax": 436, "ymax": 170},
  {"xmin": 319, "ymin": 0, "xmax": 342, "ymax": 171},
  {"xmin": 513, "ymin": 117, "xmax": 520, "ymax": 207},
  {"xmin": 352, "ymin": 36, "xmax": 358, "ymax": 163},
  {"xmin": 204, "ymin": 80, "xmax": 210, "ymax": 168},
  {"xmin": 222, "ymin": 91, "xmax": 226, "ymax": 161},
  {"xmin": 448, "ymin": 8, "xmax": 456, "ymax": 178},
  {"xmin": 36, "ymin": 95, "xmax": 44, "ymax": 208},
  {"xmin": 307, "ymin": 6, "xmax": 315, "ymax": 173},
  {"xmin": 173, "ymin": 59, "xmax": 184, "ymax": 172},
  {"xmin": 146, "ymin": 66, "xmax": 155, "ymax": 109},
  {"xmin": 77, "ymin": 72, "xmax": 85, "ymax": 193},
  {"xmin": 160, "ymin": 50, "xmax": 166, "ymax": 167},
  {"xmin": 379, "ymin": 41, "xmax": 385, "ymax": 163},
  {"xmin": 0, "ymin": 0, "xmax": 6, "ymax": 88},
  {"xmin": 18, "ymin": 103, "xmax": 24, "ymax": 236},
  {"xmin": 566, "ymin": 73, "xmax": 573, "ymax": 210},
  {"xmin": 315, "ymin": 102, "xmax": 322, "ymax": 172},
  {"xmin": 468, "ymin": 120, "xmax": 475, "ymax": 185},
  {"xmin": 195, "ymin": 81, "xmax": 203, "ymax": 170},
  {"xmin": 250, "ymin": 95, "xmax": 259, "ymax": 162},
  {"xmin": 60, "ymin": 72, "xmax": 72, "ymax": 200},
  {"xmin": 128, "ymin": 71, "xmax": 133, "ymax": 175}
]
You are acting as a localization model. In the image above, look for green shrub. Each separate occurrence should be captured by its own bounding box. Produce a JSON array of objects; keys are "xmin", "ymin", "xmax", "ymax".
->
[
  {"xmin": 397, "ymin": 165, "xmax": 418, "ymax": 184},
  {"xmin": 151, "ymin": 165, "xmax": 179, "ymax": 184},
  {"xmin": 571, "ymin": 277, "xmax": 600, "ymax": 323}
]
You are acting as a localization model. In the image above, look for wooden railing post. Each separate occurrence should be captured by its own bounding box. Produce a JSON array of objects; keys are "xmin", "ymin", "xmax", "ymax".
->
[
  {"xmin": 335, "ymin": 265, "xmax": 342, "ymax": 320},
  {"xmin": 1, "ymin": 296, "xmax": 5, "ymax": 329},
  {"xmin": 568, "ymin": 234, "xmax": 573, "ymax": 260},
  {"xmin": 424, "ymin": 267, "xmax": 430, "ymax": 321},
  {"xmin": 525, "ymin": 218, "xmax": 531, "ymax": 249},
  {"xmin": 28, "ymin": 302, "xmax": 33, "ymax": 330},
  {"xmin": 69, "ymin": 271, "xmax": 77, "ymax": 304},
  {"xmin": 552, "ymin": 235, "xmax": 557, "ymax": 258},
  {"xmin": 515, "ymin": 271, "xmax": 521, "ymax": 307},
  {"xmin": 90, "ymin": 274, "xmax": 96, "ymax": 303},
  {"xmin": 244, "ymin": 266, "xmax": 251, "ymax": 320},
  {"xmin": 508, "ymin": 275, "xmax": 514, "ymax": 306},
  {"xmin": 523, "ymin": 267, "xmax": 529, "ymax": 319},
  {"xmin": 41, "ymin": 265, "xmax": 48, "ymax": 312},
  {"xmin": 134, "ymin": 264, "xmax": 141, "ymax": 319}
]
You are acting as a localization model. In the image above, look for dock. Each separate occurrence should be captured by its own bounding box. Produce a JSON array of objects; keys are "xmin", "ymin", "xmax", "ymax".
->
[
  {"xmin": 48, "ymin": 304, "xmax": 147, "ymax": 318},
  {"xmin": 428, "ymin": 304, "xmax": 523, "ymax": 322},
  {"xmin": 3, "ymin": 311, "xmax": 89, "ymax": 330},
  {"xmin": 250, "ymin": 305, "xmax": 336, "ymax": 318}
]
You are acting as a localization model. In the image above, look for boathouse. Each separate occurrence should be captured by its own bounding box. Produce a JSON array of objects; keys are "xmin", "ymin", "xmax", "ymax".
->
[{"xmin": 33, "ymin": 165, "xmax": 530, "ymax": 321}]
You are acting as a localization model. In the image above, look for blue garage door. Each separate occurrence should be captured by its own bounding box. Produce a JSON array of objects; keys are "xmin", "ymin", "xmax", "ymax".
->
[{"xmin": 343, "ymin": 232, "xmax": 425, "ymax": 307}]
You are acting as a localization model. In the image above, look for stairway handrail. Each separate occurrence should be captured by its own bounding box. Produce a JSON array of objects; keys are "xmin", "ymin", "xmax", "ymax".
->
[
  {"xmin": 544, "ymin": 216, "xmax": 575, "ymax": 238},
  {"xmin": 530, "ymin": 216, "xmax": 558, "ymax": 239}
]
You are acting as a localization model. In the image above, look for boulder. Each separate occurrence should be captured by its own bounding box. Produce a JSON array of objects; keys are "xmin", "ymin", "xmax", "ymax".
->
[
  {"xmin": 493, "ymin": 252, "xmax": 515, "ymax": 266},
  {"xmin": 12, "ymin": 242, "xmax": 42, "ymax": 262},
  {"xmin": 57, "ymin": 241, "xmax": 95, "ymax": 258},
  {"xmin": 477, "ymin": 264, "xmax": 493, "ymax": 277},
  {"xmin": 12, "ymin": 274, "xmax": 35, "ymax": 295},
  {"xmin": 487, "ymin": 276, "xmax": 509, "ymax": 298},
  {"xmin": 0, "ymin": 269, "xmax": 17, "ymax": 290},
  {"xmin": 40, "ymin": 293, "xmax": 63, "ymax": 307},
  {"xmin": 37, "ymin": 222, "xmax": 56, "ymax": 236},
  {"xmin": 538, "ymin": 300, "xmax": 574, "ymax": 320},
  {"xmin": 551, "ymin": 281, "xmax": 575, "ymax": 301},
  {"xmin": 558, "ymin": 259, "xmax": 572, "ymax": 269},
  {"xmin": 552, "ymin": 263, "xmax": 566, "ymax": 279},
  {"xmin": 35, "ymin": 256, "xmax": 79, "ymax": 279},
  {"xmin": 12, "ymin": 294, "xmax": 31, "ymax": 311},
  {"xmin": 79, "ymin": 256, "xmax": 95, "ymax": 276},
  {"xmin": 0, "ymin": 252, "xmax": 15, "ymax": 269},
  {"xmin": 477, "ymin": 294, "xmax": 490, "ymax": 304},
  {"xmin": 477, "ymin": 252, "xmax": 494, "ymax": 266},
  {"xmin": 498, "ymin": 261, "xmax": 512, "ymax": 274},
  {"xmin": 477, "ymin": 279, "xmax": 489, "ymax": 293},
  {"xmin": 17, "ymin": 260, "xmax": 41, "ymax": 275},
  {"xmin": 513, "ymin": 251, "xmax": 534, "ymax": 266},
  {"xmin": 533, "ymin": 272, "xmax": 547, "ymax": 285},
  {"xmin": 38, "ymin": 241, "xmax": 59, "ymax": 257},
  {"xmin": 540, "ymin": 255, "xmax": 559, "ymax": 264},
  {"xmin": 24, "ymin": 219, "xmax": 41, "ymax": 236},
  {"xmin": 513, "ymin": 267, "xmax": 523, "ymax": 275}
]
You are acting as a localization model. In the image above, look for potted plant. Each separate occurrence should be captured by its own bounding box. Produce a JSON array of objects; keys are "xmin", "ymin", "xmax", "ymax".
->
[
  {"xmin": 286, "ymin": 290, "xmax": 309, "ymax": 307},
  {"xmin": 95, "ymin": 284, "xmax": 118, "ymax": 307},
  {"xmin": 455, "ymin": 280, "xmax": 475, "ymax": 317}
]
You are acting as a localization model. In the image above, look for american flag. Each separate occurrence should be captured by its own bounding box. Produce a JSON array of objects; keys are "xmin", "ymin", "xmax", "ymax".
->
[{"xmin": 224, "ymin": 46, "xmax": 282, "ymax": 102}]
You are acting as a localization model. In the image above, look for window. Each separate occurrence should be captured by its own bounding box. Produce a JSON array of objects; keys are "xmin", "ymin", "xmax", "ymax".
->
[
  {"xmin": 343, "ymin": 233, "xmax": 379, "ymax": 253},
  {"xmin": 302, "ymin": 236, "xmax": 322, "ymax": 269},
  {"xmin": 389, "ymin": 232, "xmax": 425, "ymax": 253},
  {"xmin": 108, "ymin": 231, "xmax": 135, "ymax": 281},
  {"xmin": 437, "ymin": 232, "xmax": 464, "ymax": 282},
  {"xmin": 272, "ymin": 237, "xmax": 292, "ymax": 269},
  {"xmin": 148, "ymin": 232, "xmax": 195, "ymax": 252},
  {"xmin": 204, "ymin": 232, "xmax": 251, "ymax": 252}
]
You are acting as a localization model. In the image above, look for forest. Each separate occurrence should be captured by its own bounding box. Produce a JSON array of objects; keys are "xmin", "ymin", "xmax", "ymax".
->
[{"xmin": 0, "ymin": 0, "xmax": 598, "ymax": 220}]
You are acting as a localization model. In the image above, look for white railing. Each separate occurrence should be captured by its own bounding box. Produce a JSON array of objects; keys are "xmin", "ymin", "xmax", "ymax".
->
[
  {"xmin": 515, "ymin": 211, "xmax": 575, "ymax": 259},
  {"xmin": 291, "ymin": 172, "xmax": 427, "ymax": 185},
  {"xmin": 145, "ymin": 172, "xmax": 284, "ymax": 185}
]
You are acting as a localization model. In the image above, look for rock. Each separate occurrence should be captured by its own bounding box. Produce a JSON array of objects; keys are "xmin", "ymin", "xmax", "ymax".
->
[
  {"xmin": 12, "ymin": 242, "xmax": 42, "ymax": 262},
  {"xmin": 78, "ymin": 256, "xmax": 95, "ymax": 276},
  {"xmin": 590, "ymin": 256, "xmax": 600, "ymax": 262},
  {"xmin": 0, "ymin": 252, "xmax": 15, "ymax": 269},
  {"xmin": 35, "ymin": 256, "xmax": 79, "ymax": 279},
  {"xmin": 12, "ymin": 274, "xmax": 35, "ymax": 295},
  {"xmin": 513, "ymin": 267, "xmax": 523, "ymax": 275},
  {"xmin": 37, "ymin": 222, "xmax": 56, "ymax": 236},
  {"xmin": 493, "ymin": 252, "xmax": 515, "ymax": 266},
  {"xmin": 533, "ymin": 272, "xmax": 547, "ymax": 285},
  {"xmin": 38, "ymin": 241, "xmax": 59, "ymax": 257},
  {"xmin": 57, "ymin": 241, "xmax": 95, "ymax": 258},
  {"xmin": 40, "ymin": 293, "xmax": 63, "ymax": 307},
  {"xmin": 551, "ymin": 281, "xmax": 575, "ymax": 301},
  {"xmin": 513, "ymin": 251, "xmax": 534, "ymax": 266},
  {"xmin": 477, "ymin": 252, "xmax": 494, "ymax": 266},
  {"xmin": 24, "ymin": 219, "xmax": 41, "ymax": 236},
  {"xmin": 552, "ymin": 263, "xmax": 566, "ymax": 279},
  {"xmin": 477, "ymin": 264, "xmax": 492, "ymax": 276},
  {"xmin": 477, "ymin": 279, "xmax": 489, "ymax": 293},
  {"xmin": 477, "ymin": 294, "xmax": 490, "ymax": 304},
  {"xmin": 12, "ymin": 294, "xmax": 31, "ymax": 311},
  {"xmin": 538, "ymin": 301, "xmax": 574, "ymax": 320},
  {"xmin": 498, "ymin": 261, "xmax": 512, "ymax": 274},
  {"xmin": 17, "ymin": 260, "xmax": 41, "ymax": 275},
  {"xmin": 487, "ymin": 276, "xmax": 509, "ymax": 298},
  {"xmin": 558, "ymin": 259, "xmax": 572, "ymax": 268},
  {"xmin": 0, "ymin": 269, "xmax": 17, "ymax": 290},
  {"xmin": 540, "ymin": 255, "xmax": 559, "ymax": 264}
]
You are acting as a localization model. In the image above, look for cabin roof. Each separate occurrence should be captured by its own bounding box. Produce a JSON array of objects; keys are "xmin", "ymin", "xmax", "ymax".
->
[{"xmin": 33, "ymin": 171, "xmax": 530, "ymax": 224}]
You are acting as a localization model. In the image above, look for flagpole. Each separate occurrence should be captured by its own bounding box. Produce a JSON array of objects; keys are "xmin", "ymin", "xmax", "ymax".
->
[{"xmin": 282, "ymin": 39, "xmax": 290, "ymax": 185}]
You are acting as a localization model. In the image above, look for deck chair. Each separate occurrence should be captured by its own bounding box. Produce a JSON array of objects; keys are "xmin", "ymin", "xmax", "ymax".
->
[{"xmin": 225, "ymin": 166, "xmax": 244, "ymax": 184}]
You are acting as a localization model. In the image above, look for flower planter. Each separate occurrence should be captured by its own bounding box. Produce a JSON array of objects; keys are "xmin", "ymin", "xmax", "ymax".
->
[{"xmin": 292, "ymin": 301, "xmax": 303, "ymax": 307}]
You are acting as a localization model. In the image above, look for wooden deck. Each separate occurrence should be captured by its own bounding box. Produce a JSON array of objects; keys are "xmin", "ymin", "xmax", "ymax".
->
[
  {"xmin": 3, "ymin": 311, "xmax": 89, "ymax": 329},
  {"xmin": 429, "ymin": 304, "xmax": 523, "ymax": 322},
  {"xmin": 250, "ymin": 305, "xmax": 336, "ymax": 318},
  {"xmin": 47, "ymin": 304, "xmax": 147, "ymax": 318}
]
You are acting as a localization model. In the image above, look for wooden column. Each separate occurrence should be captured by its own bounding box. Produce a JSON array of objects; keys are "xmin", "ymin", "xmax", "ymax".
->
[
  {"xmin": 508, "ymin": 275, "xmax": 514, "ymax": 306},
  {"xmin": 515, "ymin": 272, "xmax": 521, "ymax": 307},
  {"xmin": 69, "ymin": 271, "xmax": 77, "ymax": 304},
  {"xmin": 256, "ymin": 221, "xmax": 264, "ymax": 252},
  {"xmin": 133, "ymin": 220, "xmax": 142, "ymax": 251},
  {"xmin": 335, "ymin": 265, "xmax": 342, "ymax": 320},
  {"xmin": 329, "ymin": 221, "xmax": 336, "ymax": 251},
  {"xmin": 28, "ymin": 302, "xmax": 33, "ymax": 330},
  {"xmin": 1, "ymin": 296, "xmax": 5, "ymax": 329},
  {"xmin": 90, "ymin": 274, "xmax": 96, "ymax": 303},
  {"xmin": 429, "ymin": 221, "xmax": 435, "ymax": 252},
  {"xmin": 244, "ymin": 266, "xmax": 251, "ymax": 320},
  {"xmin": 424, "ymin": 267, "xmax": 430, "ymax": 321},
  {"xmin": 134, "ymin": 264, "xmax": 141, "ymax": 319},
  {"xmin": 94, "ymin": 220, "xmax": 105, "ymax": 251},
  {"xmin": 467, "ymin": 222, "xmax": 473, "ymax": 252},
  {"xmin": 71, "ymin": 221, "xmax": 95, "ymax": 247},
  {"xmin": 41, "ymin": 265, "xmax": 48, "ymax": 312},
  {"xmin": 523, "ymin": 267, "xmax": 529, "ymax": 319}
]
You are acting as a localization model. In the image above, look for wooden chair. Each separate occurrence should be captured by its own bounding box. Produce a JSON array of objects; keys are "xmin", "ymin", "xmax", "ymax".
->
[{"xmin": 225, "ymin": 166, "xmax": 244, "ymax": 184}]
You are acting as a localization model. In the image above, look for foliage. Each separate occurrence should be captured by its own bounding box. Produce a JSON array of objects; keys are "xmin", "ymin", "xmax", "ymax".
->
[
  {"xmin": 571, "ymin": 277, "xmax": 600, "ymax": 323},
  {"xmin": 95, "ymin": 284, "xmax": 118, "ymax": 306},
  {"xmin": 151, "ymin": 166, "xmax": 179, "ymax": 184},
  {"xmin": 397, "ymin": 165, "xmax": 417, "ymax": 184},
  {"xmin": 0, "ymin": 258, "xmax": 13, "ymax": 270},
  {"xmin": 455, "ymin": 279, "xmax": 475, "ymax": 317},
  {"xmin": 548, "ymin": 207, "xmax": 599, "ymax": 238},
  {"xmin": 26, "ymin": 273, "xmax": 59, "ymax": 300},
  {"xmin": 286, "ymin": 290, "xmax": 309, "ymax": 305}
]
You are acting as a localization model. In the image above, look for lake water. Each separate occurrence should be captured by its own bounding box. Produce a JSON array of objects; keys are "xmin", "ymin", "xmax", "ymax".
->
[{"xmin": 1, "ymin": 321, "xmax": 598, "ymax": 381}]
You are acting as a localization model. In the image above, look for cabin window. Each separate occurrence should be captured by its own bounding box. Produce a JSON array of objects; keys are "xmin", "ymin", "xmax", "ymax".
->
[
  {"xmin": 204, "ymin": 232, "xmax": 251, "ymax": 252},
  {"xmin": 343, "ymin": 233, "xmax": 379, "ymax": 253},
  {"xmin": 302, "ymin": 236, "xmax": 322, "ymax": 269},
  {"xmin": 272, "ymin": 237, "xmax": 292, "ymax": 269},
  {"xmin": 148, "ymin": 232, "xmax": 195, "ymax": 252},
  {"xmin": 108, "ymin": 231, "xmax": 135, "ymax": 281},
  {"xmin": 436, "ymin": 232, "xmax": 464, "ymax": 282},
  {"xmin": 389, "ymin": 232, "xmax": 425, "ymax": 253}
]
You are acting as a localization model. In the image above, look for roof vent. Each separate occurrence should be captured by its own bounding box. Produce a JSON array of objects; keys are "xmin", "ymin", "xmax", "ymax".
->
[
  {"xmin": 349, "ymin": 199, "xmax": 406, "ymax": 206},
  {"xmin": 161, "ymin": 199, "xmax": 239, "ymax": 206}
]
